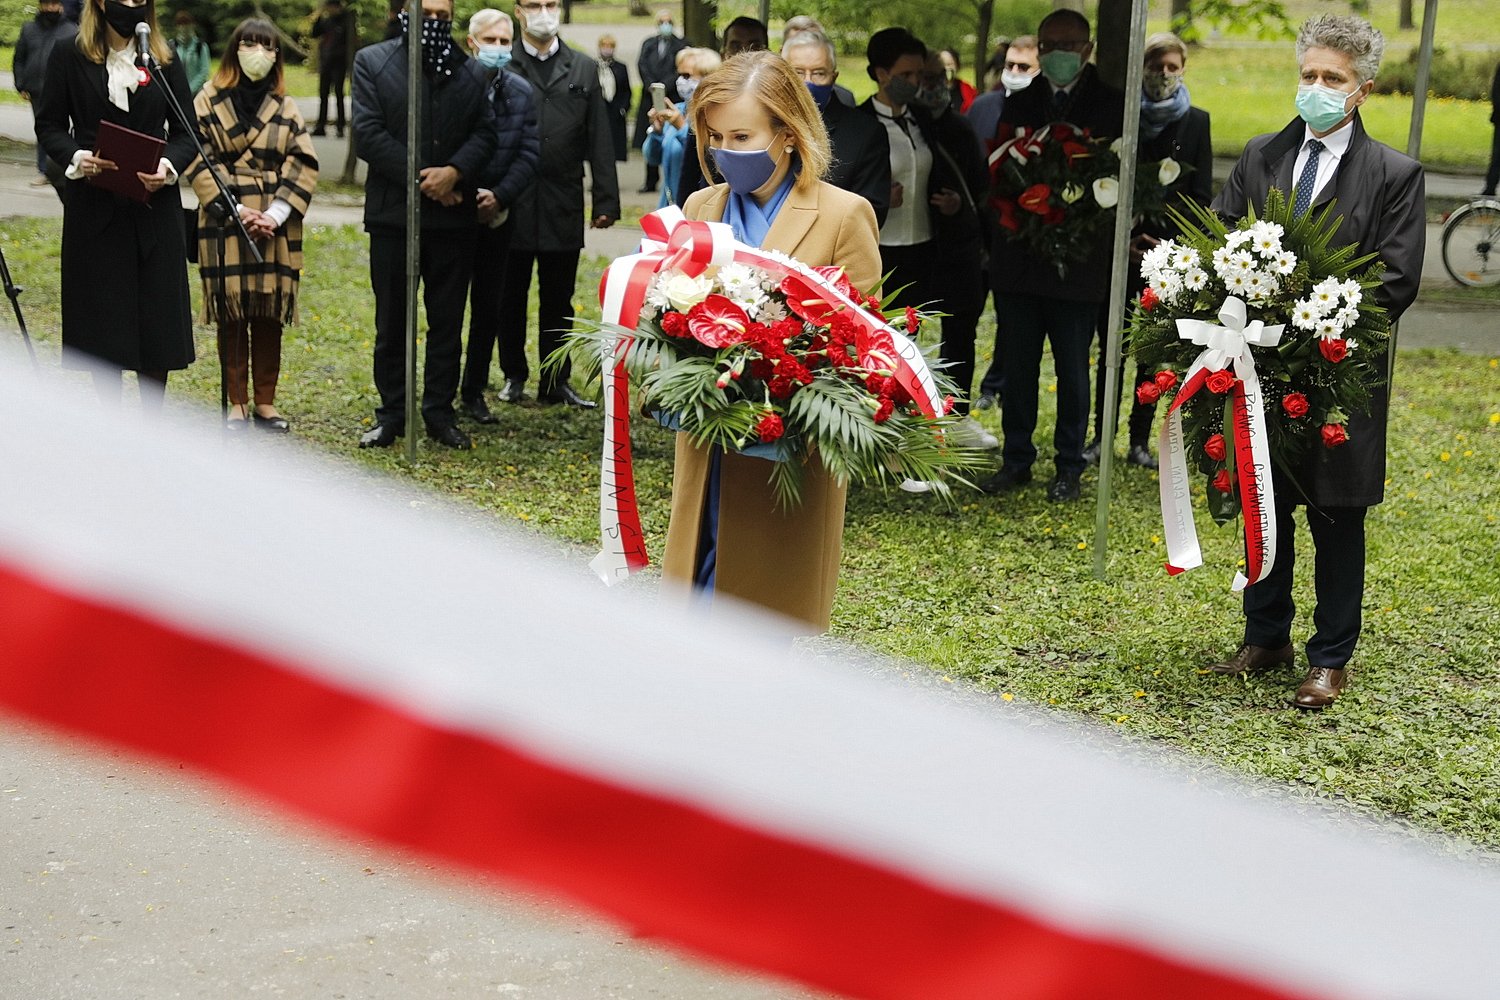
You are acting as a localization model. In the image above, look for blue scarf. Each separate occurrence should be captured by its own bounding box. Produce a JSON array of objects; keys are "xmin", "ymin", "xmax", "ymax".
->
[
  {"xmin": 1140, "ymin": 83, "xmax": 1191, "ymax": 141},
  {"xmin": 723, "ymin": 169, "xmax": 796, "ymax": 248}
]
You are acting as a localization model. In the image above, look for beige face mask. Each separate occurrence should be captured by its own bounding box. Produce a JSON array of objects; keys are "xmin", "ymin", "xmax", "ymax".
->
[{"xmin": 240, "ymin": 47, "xmax": 277, "ymax": 82}]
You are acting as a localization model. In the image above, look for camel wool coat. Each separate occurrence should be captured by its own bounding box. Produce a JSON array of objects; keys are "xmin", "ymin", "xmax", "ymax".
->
[{"xmin": 661, "ymin": 180, "xmax": 880, "ymax": 633}]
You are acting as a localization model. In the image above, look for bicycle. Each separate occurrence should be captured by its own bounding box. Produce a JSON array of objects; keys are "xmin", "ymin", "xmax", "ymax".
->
[{"xmin": 1440, "ymin": 196, "xmax": 1500, "ymax": 287}]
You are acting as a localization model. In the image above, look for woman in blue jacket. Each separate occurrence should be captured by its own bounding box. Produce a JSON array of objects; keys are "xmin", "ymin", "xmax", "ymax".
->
[{"xmin": 643, "ymin": 47, "xmax": 719, "ymax": 208}]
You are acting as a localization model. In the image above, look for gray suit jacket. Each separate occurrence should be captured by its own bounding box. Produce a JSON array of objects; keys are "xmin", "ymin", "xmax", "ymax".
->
[{"xmin": 1213, "ymin": 114, "xmax": 1425, "ymax": 507}]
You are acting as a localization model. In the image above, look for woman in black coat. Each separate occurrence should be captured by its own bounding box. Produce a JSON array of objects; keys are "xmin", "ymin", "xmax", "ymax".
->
[{"xmin": 35, "ymin": 0, "xmax": 196, "ymax": 407}]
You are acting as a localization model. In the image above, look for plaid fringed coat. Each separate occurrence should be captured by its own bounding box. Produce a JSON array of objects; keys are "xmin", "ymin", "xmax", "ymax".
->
[{"xmin": 186, "ymin": 84, "xmax": 318, "ymax": 326}]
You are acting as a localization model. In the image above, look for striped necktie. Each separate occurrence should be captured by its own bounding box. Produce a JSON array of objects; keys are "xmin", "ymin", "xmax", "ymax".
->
[{"xmin": 1292, "ymin": 139, "xmax": 1325, "ymax": 217}]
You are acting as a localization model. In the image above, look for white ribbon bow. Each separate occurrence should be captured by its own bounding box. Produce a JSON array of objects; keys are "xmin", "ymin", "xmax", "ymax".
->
[{"xmin": 1175, "ymin": 296, "xmax": 1285, "ymax": 369}]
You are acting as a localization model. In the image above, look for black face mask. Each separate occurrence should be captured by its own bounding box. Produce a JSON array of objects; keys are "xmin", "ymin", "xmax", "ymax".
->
[
  {"xmin": 38, "ymin": 10, "xmax": 63, "ymax": 26},
  {"xmin": 103, "ymin": 0, "xmax": 150, "ymax": 39}
]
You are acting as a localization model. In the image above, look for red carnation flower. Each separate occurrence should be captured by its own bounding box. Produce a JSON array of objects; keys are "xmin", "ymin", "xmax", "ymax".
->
[
  {"xmin": 1204, "ymin": 433, "xmax": 1227, "ymax": 462},
  {"xmin": 748, "ymin": 358, "xmax": 776, "ymax": 380},
  {"xmin": 1153, "ymin": 369, "xmax": 1178, "ymax": 391},
  {"xmin": 942, "ymin": 394, "xmax": 956, "ymax": 415},
  {"xmin": 1205, "ymin": 368, "xmax": 1237, "ymax": 395},
  {"xmin": 1320, "ymin": 422, "xmax": 1348, "ymax": 448},
  {"xmin": 905, "ymin": 306, "xmax": 920, "ymax": 334},
  {"xmin": 686, "ymin": 295, "xmax": 752, "ymax": 348},
  {"xmin": 1281, "ymin": 391, "xmax": 1309, "ymax": 418},
  {"xmin": 659, "ymin": 311, "xmax": 689, "ymax": 336},
  {"xmin": 1136, "ymin": 380, "xmax": 1161, "ymax": 405},
  {"xmin": 873, "ymin": 398, "xmax": 895, "ymax": 423},
  {"xmin": 1212, "ymin": 469, "xmax": 1232, "ymax": 493},
  {"xmin": 1140, "ymin": 287, "xmax": 1159, "ymax": 313},
  {"xmin": 768, "ymin": 375, "xmax": 794, "ymax": 399},
  {"xmin": 1318, "ymin": 338, "xmax": 1348, "ymax": 363},
  {"xmin": 1018, "ymin": 183, "xmax": 1052, "ymax": 216},
  {"xmin": 756, "ymin": 411, "xmax": 785, "ymax": 443},
  {"xmin": 864, "ymin": 374, "xmax": 888, "ymax": 396}
]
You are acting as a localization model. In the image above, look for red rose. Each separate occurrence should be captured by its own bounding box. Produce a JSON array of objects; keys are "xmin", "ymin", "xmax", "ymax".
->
[
  {"xmin": 1281, "ymin": 391, "xmax": 1309, "ymax": 418},
  {"xmin": 659, "ymin": 311, "xmax": 689, "ymax": 336},
  {"xmin": 687, "ymin": 295, "xmax": 752, "ymax": 348},
  {"xmin": 1204, "ymin": 433, "xmax": 1227, "ymax": 462},
  {"xmin": 1212, "ymin": 469, "xmax": 1232, "ymax": 493},
  {"xmin": 1135, "ymin": 380, "xmax": 1161, "ymax": 405},
  {"xmin": 1318, "ymin": 338, "xmax": 1348, "ymax": 363},
  {"xmin": 1018, "ymin": 183, "xmax": 1052, "ymax": 216},
  {"xmin": 1320, "ymin": 423, "xmax": 1348, "ymax": 448},
  {"xmin": 1153, "ymin": 369, "xmax": 1178, "ymax": 391},
  {"xmin": 1140, "ymin": 287, "xmax": 1159, "ymax": 313},
  {"xmin": 756, "ymin": 411, "xmax": 785, "ymax": 443},
  {"xmin": 873, "ymin": 398, "xmax": 895, "ymax": 423},
  {"xmin": 1205, "ymin": 368, "xmax": 1237, "ymax": 395}
]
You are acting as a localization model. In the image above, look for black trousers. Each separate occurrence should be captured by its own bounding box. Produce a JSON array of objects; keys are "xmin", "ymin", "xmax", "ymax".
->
[
  {"xmin": 460, "ymin": 221, "xmax": 512, "ymax": 400},
  {"xmin": 1242, "ymin": 497, "xmax": 1368, "ymax": 668},
  {"xmin": 497, "ymin": 248, "xmax": 580, "ymax": 393},
  {"xmin": 1485, "ymin": 123, "xmax": 1500, "ymax": 195},
  {"xmin": 880, "ymin": 240, "xmax": 983, "ymax": 413},
  {"xmin": 318, "ymin": 60, "xmax": 347, "ymax": 131},
  {"xmin": 995, "ymin": 292, "xmax": 1095, "ymax": 477},
  {"xmin": 370, "ymin": 230, "xmax": 475, "ymax": 430}
]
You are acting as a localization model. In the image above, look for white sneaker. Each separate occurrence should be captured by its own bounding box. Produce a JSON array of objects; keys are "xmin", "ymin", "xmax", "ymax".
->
[{"xmin": 950, "ymin": 416, "xmax": 999, "ymax": 450}]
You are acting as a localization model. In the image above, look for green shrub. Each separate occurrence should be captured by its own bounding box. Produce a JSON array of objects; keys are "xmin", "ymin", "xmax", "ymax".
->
[{"xmin": 1375, "ymin": 45, "xmax": 1497, "ymax": 101}]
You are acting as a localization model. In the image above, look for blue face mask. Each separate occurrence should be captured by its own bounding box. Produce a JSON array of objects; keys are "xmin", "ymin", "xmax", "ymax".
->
[
  {"xmin": 710, "ymin": 137, "xmax": 786, "ymax": 195},
  {"xmin": 476, "ymin": 44, "xmax": 511, "ymax": 70},
  {"xmin": 1296, "ymin": 81, "xmax": 1355, "ymax": 133},
  {"xmin": 657, "ymin": 21, "xmax": 675, "ymax": 37},
  {"xmin": 805, "ymin": 80, "xmax": 835, "ymax": 108}
]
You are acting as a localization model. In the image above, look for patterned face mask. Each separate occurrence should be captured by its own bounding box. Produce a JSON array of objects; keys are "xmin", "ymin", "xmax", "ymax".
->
[{"xmin": 399, "ymin": 11, "xmax": 457, "ymax": 78}]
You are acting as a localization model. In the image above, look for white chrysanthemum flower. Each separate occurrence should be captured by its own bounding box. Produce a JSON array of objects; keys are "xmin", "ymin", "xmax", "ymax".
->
[
  {"xmin": 756, "ymin": 298, "xmax": 788, "ymax": 323},
  {"xmin": 1316, "ymin": 319, "xmax": 1341, "ymax": 339},
  {"xmin": 644, "ymin": 271, "xmax": 676, "ymax": 311},
  {"xmin": 1339, "ymin": 278, "xmax": 1362, "ymax": 300},
  {"xmin": 1172, "ymin": 246, "xmax": 1200, "ymax": 270},
  {"xmin": 1335, "ymin": 305, "xmax": 1360, "ymax": 329},
  {"xmin": 1249, "ymin": 219, "xmax": 1284, "ymax": 243},
  {"xmin": 1291, "ymin": 301, "xmax": 1320, "ymax": 330},
  {"xmin": 1225, "ymin": 271, "xmax": 1249, "ymax": 293},
  {"xmin": 734, "ymin": 292, "xmax": 770, "ymax": 319},
  {"xmin": 1270, "ymin": 250, "xmax": 1297, "ymax": 275},
  {"xmin": 1184, "ymin": 267, "xmax": 1209, "ymax": 291},
  {"xmin": 1141, "ymin": 243, "xmax": 1173, "ymax": 278},
  {"xmin": 716, "ymin": 262, "xmax": 762, "ymax": 300},
  {"xmin": 1345, "ymin": 338, "xmax": 1359, "ymax": 352},
  {"xmin": 1211, "ymin": 245, "xmax": 1235, "ymax": 269},
  {"xmin": 1225, "ymin": 229, "xmax": 1253, "ymax": 248},
  {"xmin": 1230, "ymin": 250, "xmax": 1258, "ymax": 273}
]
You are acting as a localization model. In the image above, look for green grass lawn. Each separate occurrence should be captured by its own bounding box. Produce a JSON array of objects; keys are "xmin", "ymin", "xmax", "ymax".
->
[{"xmin": 3, "ymin": 215, "xmax": 1498, "ymax": 850}]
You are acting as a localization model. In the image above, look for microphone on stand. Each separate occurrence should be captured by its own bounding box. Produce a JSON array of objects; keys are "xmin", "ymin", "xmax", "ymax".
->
[{"xmin": 134, "ymin": 21, "xmax": 153, "ymax": 86}]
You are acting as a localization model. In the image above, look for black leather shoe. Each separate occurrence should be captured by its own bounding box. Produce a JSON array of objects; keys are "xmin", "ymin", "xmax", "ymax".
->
[
  {"xmin": 1081, "ymin": 439, "xmax": 1101, "ymax": 466},
  {"xmin": 225, "ymin": 417, "xmax": 250, "ymax": 434},
  {"xmin": 636, "ymin": 184, "xmax": 656, "ymax": 194},
  {"xmin": 498, "ymin": 379, "xmax": 526, "ymax": 404},
  {"xmin": 311, "ymin": 126, "xmax": 327, "ymax": 137},
  {"xmin": 461, "ymin": 396, "xmax": 499, "ymax": 425},
  {"xmin": 541, "ymin": 384, "xmax": 598, "ymax": 409},
  {"xmin": 1046, "ymin": 474, "xmax": 1081, "ymax": 502},
  {"xmin": 358, "ymin": 423, "xmax": 402, "ymax": 448},
  {"xmin": 426, "ymin": 423, "xmax": 473, "ymax": 449},
  {"xmin": 974, "ymin": 392, "xmax": 998, "ymax": 411},
  {"xmin": 979, "ymin": 466, "xmax": 1031, "ymax": 494},
  {"xmin": 1126, "ymin": 444, "xmax": 1159, "ymax": 469},
  {"xmin": 253, "ymin": 413, "xmax": 290, "ymax": 434},
  {"xmin": 1208, "ymin": 643, "xmax": 1295, "ymax": 675}
]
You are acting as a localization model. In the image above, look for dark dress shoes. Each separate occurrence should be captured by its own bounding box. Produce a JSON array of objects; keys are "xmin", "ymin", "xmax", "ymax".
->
[
  {"xmin": 541, "ymin": 384, "xmax": 598, "ymax": 410},
  {"xmin": 253, "ymin": 413, "xmax": 291, "ymax": 433},
  {"xmin": 1126, "ymin": 444, "xmax": 1158, "ymax": 469},
  {"xmin": 462, "ymin": 396, "xmax": 499, "ymax": 425},
  {"xmin": 1045, "ymin": 473, "xmax": 1081, "ymax": 503},
  {"xmin": 1293, "ymin": 667, "xmax": 1347, "ymax": 709},
  {"xmin": 358, "ymin": 423, "xmax": 403, "ymax": 449},
  {"xmin": 225, "ymin": 417, "xmax": 250, "ymax": 433},
  {"xmin": 979, "ymin": 466, "xmax": 1032, "ymax": 494},
  {"xmin": 973, "ymin": 392, "xmax": 998, "ymax": 411},
  {"xmin": 1081, "ymin": 439, "xmax": 1101, "ymax": 466},
  {"xmin": 498, "ymin": 379, "xmax": 526, "ymax": 404},
  {"xmin": 426, "ymin": 423, "xmax": 473, "ymax": 449},
  {"xmin": 1208, "ymin": 642, "xmax": 1295, "ymax": 675}
]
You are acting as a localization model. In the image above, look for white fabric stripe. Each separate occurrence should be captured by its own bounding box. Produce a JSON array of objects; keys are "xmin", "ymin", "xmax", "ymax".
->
[{"xmin": 3, "ymin": 354, "xmax": 1498, "ymax": 1000}]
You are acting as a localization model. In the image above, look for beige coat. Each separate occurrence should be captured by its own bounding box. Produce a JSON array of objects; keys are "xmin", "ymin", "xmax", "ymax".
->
[{"xmin": 660, "ymin": 181, "xmax": 881, "ymax": 633}]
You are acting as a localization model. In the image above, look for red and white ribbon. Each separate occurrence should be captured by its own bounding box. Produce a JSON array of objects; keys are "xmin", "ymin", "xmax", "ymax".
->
[
  {"xmin": 591, "ymin": 207, "xmax": 944, "ymax": 585},
  {"xmin": 1158, "ymin": 295, "xmax": 1283, "ymax": 591}
]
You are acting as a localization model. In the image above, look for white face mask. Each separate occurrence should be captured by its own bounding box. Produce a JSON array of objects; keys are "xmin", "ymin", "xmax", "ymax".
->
[
  {"xmin": 1001, "ymin": 69, "xmax": 1033, "ymax": 93},
  {"xmin": 240, "ymin": 48, "xmax": 276, "ymax": 82},
  {"xmin": 523, "ymin": 6, "xmax": 560, "ymax": 41}
]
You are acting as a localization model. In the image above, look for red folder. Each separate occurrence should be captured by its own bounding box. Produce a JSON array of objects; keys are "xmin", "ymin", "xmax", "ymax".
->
[{"xmin": 90, "ymin": 120, "xmax": 167, "ymax": 203}]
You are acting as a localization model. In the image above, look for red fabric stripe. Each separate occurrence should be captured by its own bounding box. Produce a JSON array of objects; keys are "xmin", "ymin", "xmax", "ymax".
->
[
  {"xmin": 1230, "ymin": 380, "xmax": 1268, "ymax": 583},
  {"xmin": 0, "ymin": 562, "xmax": 1314, "ymax": 1000}
]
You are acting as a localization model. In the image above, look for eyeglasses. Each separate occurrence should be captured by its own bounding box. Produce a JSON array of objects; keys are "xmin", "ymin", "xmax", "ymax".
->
[
  {"xmin": 1038, "ymin": 38, "xmax": 1089, "ymax": 53},
  {"xmin": 517, "ymin": 1, "xmax": 559, "ymax": 11},
  {"xmin": 793, "ymin": 67, "xmax": 833, "ymax": 83}
]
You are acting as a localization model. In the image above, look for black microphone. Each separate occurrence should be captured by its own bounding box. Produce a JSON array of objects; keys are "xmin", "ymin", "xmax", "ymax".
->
[{"xmin": 135, "ymin": 21, "xmax": 151, "ymax": 67}]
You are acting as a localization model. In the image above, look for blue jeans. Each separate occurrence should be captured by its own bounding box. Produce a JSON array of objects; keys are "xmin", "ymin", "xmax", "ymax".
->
[{"xmin": 995, "ymin": 292, "xmax": 1095, "ymax": 478}]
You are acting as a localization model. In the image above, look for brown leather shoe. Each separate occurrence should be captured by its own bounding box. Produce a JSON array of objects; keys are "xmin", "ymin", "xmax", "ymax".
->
[
  {"xmin": 1207, "ymin": 643, "xmax": 1294, "ymax": 675},
  {"xmin": 1292, "ymin": 667, "xmax": 1347, "ymax": 709}
]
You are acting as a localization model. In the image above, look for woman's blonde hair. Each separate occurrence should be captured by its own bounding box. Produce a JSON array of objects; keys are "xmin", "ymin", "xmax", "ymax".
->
[
  {"xmin": 689, "ymin": 50, "xmax": 829, "ymax": 192},
  {"xmin": 1143, "ymin": 31, "xmax": 1188, "ymax": 66},
  {"xmin": 687, "ymin": 47, "xmax": 721, "ymax": 75},
  {"xmin": 77, "ymin": 0, "xmax": 174, "ymax": 65}
]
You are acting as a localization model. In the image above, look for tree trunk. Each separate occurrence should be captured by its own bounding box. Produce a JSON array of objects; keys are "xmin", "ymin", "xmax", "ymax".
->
[
  {"xmin": 974, "ymin": 0, "xmax": 995, "ymax": 88},
  {"xmin": 683, "ymin": 0, "xmax": 717, "ymax": 49},
  {"xmin": 1399, "ymin": 0, "xmax": 1416, "ymax": 30}
]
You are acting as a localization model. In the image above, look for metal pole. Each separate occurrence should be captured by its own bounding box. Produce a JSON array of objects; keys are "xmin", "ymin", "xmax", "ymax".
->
[
  {"xmin": 405, "ymin": 23, "xmax": 423, "ymax": 463},
  {"xmin": 758, "ymin": 0, "xmax": 770, "ymax": 30},
  {"xmin": 1405, "ymin": 0, "xmax": 1440, "ymax": 160},
  {"xmin": 1091, "ymin": 0, "xmax": 1149, "ymax": 580}
]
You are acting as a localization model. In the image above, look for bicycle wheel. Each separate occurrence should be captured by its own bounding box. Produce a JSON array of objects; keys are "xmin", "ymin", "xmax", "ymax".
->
[{"xmin": 1442, "ymin": 201, "xmax": 1500, "ymax": 288}]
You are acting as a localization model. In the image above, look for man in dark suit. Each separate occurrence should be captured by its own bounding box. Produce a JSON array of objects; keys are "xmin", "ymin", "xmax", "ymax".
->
[
  {"xmin": 1483, "ymin": 61, "xmax": 1499, "ymax": 196},
  {"xmin": 353, "ymin": 0, "xmax": 499, "ymax": 449},
  {"xmin": 980, "ymin": 9, "xmax": 1124, "ymax": 502},
  {"xmin": 632, "ymin": 8, "xmax": 685, "ymax": 194},
  {"xmin": 1208, "ymin": 14, "xmax": 1425, "ymax": 709},
  {"xmin": 500, "ymin": 0, "xmax": 619, "ymax": 408},
  {"xmin": 311, "ymin": 0, "xmax": 356, "ymax": 137}
]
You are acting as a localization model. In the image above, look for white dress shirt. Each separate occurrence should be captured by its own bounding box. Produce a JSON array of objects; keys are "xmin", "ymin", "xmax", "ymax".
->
[
  {"xmin": 522, "ymin": 37, "xmax": 560, "ymax": 61},
  {"xmin": 872, "ymin": 97, "xmax": 933, "ymax": 247},
  {"xmin": 1292, "ymin": 118, "xmax": 1355, "ymax": 206}
]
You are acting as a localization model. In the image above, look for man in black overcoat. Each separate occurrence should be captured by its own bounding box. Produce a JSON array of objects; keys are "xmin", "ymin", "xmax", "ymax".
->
[
  {"xmin": 980, "ymin": 9, "xmax": 1124, "ymax": 503},
  {"xmin": 353, "ymin": 0, "xmax": 499, "ymax": 449},
  {"xmin": 311, "ymin": 0, "xmax": 356, "ymax": 136},
  {"xmin": 1208, "ymin": 14, "xmax": 1425, "ymax": 709},
  {"xmin": 1484, "ymin": 61, "xmax": 1499, "ymax": 197},
  {"xmin": 632, "ymin": 8, "xmax": 685, "ymax": 194}
]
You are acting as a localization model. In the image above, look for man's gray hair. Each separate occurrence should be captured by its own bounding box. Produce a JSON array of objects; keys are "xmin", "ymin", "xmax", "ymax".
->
[
  {"xmin": 468, "ymin": 8, "xmax": 512, "ymax": 36},
  {"xmin": 781, "ymin": 28, "xmax": 837, "ymax": 69},
  {"xmin": 1296, "ymin": 14, "xmax": 1384, "ymax": 83}
]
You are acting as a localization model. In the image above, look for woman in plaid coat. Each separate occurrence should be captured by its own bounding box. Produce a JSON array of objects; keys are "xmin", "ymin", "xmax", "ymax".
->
[{"xmin": 186, "ymin": 18, "xmax": 318, "ymax": 433}]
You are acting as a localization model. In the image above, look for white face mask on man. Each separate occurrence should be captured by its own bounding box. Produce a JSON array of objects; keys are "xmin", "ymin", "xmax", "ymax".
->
[{"xmin": 520, "ymin": 5, "xmax": 560, "ymax": 41}]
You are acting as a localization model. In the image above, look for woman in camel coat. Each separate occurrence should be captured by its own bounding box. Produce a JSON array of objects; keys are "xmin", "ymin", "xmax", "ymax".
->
[{"xmin": 663, "ymin": 51, "xmax": 881, "ymax": 633}]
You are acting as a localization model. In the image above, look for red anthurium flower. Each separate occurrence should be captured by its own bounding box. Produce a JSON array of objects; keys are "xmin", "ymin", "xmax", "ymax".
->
[
  {"xmin": 811, "ymin": 265, "xmax": 856, "ymax": 301},
  {"xmin": 855, "ymin": 325, "xmax": 899, "ymax": 373},
  {"xmin": 992, "ymin": 196, "xmax": 1021, "ymax": 232},
  {"xmin": 1320, "ymin": 423, "xmax": 1348, "ymax": 448},
  {"xmin": 1018, "ymin": 183, "xmax": 1051, "ymax": 215},
  {"xmin": 686, "ymin": 295, "xmax": 752, "ymax": 348},
  {"xmin": 1061, "ymin": 140, "xmax": 1090, "ymax": 162},
  {"xmin": 779, "ymin": 273, "xmax": 842, "ymax": 326}
]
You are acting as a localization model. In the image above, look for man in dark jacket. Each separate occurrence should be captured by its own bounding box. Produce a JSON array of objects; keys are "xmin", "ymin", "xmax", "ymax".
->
[
  {"xmin": 499, "ymin": 0, "xmax": 619, "ymax": 408},
  {"xmin": 980, "ymin": 9, "xmax": 1124, "ymax": 503},
  {"xmin": 633, "ymin": 8, "xmax": 685, "ymax": 194},
  {"xmin": 1207, "ymin": 15, "xmax": 1424, "ymax": 709},
  {"xmin": 311, "ymin": 0, "xmax": 356, "ymax": 136},
  {"xmin": 12, "ymin": 0, "xmax": 76, "ymax": 187},
  {"xmin": 458, "ymin": 9, "xmax": 541, "ymax": 422},
  {"xmin": 1484, "ymin": 61, "xmax": 1499, "ymax": 196},
  {"xmin": 353, "ymin": 0, "xmax": 499, "ymax": 449}
]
